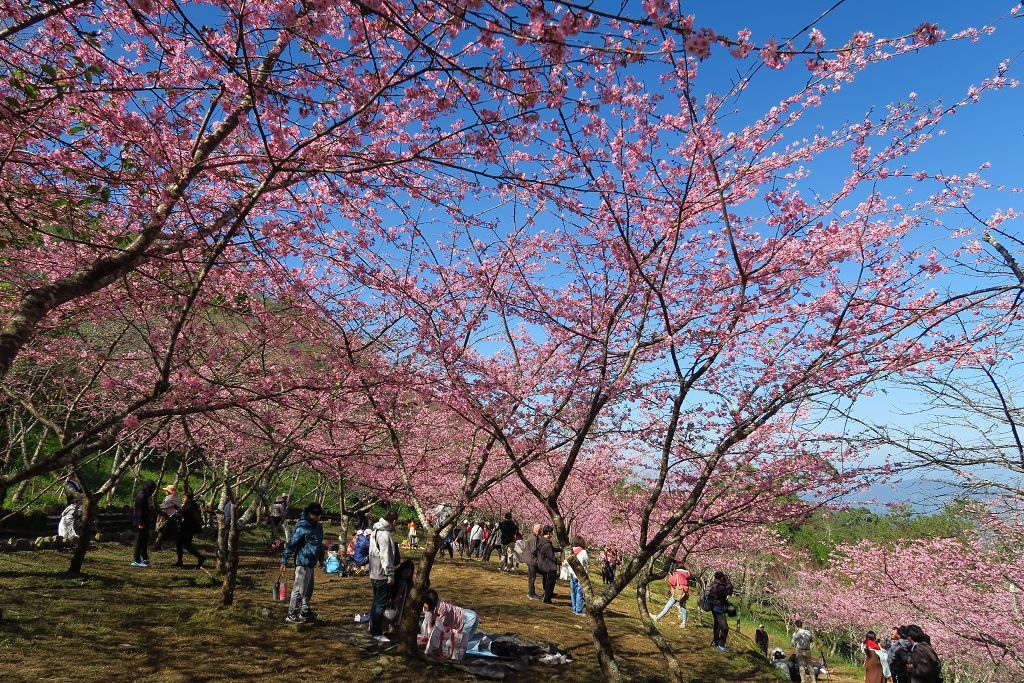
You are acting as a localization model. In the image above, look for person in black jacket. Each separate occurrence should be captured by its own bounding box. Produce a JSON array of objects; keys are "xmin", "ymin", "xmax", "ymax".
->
[
  {"xmin": 498, "ymin": 512, "xmax": 520, "ymax": 572},
  {"xmin": 174, "ymin": 490, "xmax": 207, "ymax": 569},
  {"xmin": 709, "ymin": 570, "xmax": 734, "ymax": 650},
  {"xmin": 131, "ymin": 482, "xmax": 157, "ymax": 567},
  {"xmin": 535, "ymin": 525, "xmax": 560, "ymax": 603}
]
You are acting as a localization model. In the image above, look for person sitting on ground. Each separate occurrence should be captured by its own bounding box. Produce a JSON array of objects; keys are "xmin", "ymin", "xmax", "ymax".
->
[
  {"xmin": 422, "ymin": 588, "xmax": 479, "ymax": 649},
  {"xmin": 771, "ymin": 648, "xmax": 792, "ymax": 675},
  {"xmin": 352, "ymin": 529, "xmax": 371, "ymax": 571},
  {"xmin": 652, "ymin": 566, "xmax": 690, "ymax": 627}
]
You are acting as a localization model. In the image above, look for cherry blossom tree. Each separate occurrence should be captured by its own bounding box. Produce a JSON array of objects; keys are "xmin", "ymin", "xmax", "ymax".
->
[
  {"xmin": 327, "ymin": 8, "xmax": 1021, "ymax": 679},
  {"xmin": 782, "ymin": 504, "xmax": 1024, "ymax": 682}
]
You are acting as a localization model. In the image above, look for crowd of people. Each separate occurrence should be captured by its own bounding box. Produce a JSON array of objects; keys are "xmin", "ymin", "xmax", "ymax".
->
[
  {"xmin": 110, "ymin": 485, "xmax": 948, "ymax": 678},
  {"xmin": 759, "ymin": 620, "xmax": 945, "ymax": 683}
]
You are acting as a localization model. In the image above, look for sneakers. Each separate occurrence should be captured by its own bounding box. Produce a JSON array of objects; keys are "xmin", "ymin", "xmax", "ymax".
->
[
  {"xmin": 372, "ymin": 635, "xmax": 391, "ymax": 643},
  {"xmin": 300, "ymin": 609, "xmax": 317, "ymax": 621},
  {"xmin": 714, "ymin": 645, "xmax": 729, "ymax": 651},
  {"xmin": 130, "ymin": 561, "xmax": 146, "ymax": 568},
  {"xmin": 285, "ymin": 614, "xmax": 306, "ymax": 624},
  {"xmin": 527, "ymin": 594, "xmax": 540, "ymax": 601},
  {"xmin": 196, "ymin": 556, "xmax": 206, "ymax": 570}
]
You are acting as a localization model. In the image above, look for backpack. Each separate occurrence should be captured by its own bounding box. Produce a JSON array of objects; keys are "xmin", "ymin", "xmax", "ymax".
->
[
  {"xmin": 698, "ymin": 589, "xmax": 714, "ymax": 611},
  {"xmin": 324, "ymin": 553, "xmax": 342, "ymax": 574}
]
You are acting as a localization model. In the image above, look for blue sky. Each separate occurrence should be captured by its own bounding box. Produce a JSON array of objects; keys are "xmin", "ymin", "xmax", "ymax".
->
[{"xmin": 688, "ymin": 1, "xmax": 1023, "ymax": 186}]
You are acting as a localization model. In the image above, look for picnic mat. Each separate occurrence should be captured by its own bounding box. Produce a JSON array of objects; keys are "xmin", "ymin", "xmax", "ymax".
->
[{"xmin": 319, "ymin": 621, "xmax": 572, "ymax": 680}]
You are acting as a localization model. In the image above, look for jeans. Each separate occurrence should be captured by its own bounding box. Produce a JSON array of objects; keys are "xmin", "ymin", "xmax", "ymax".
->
[
  {"xmin": 570, "ymin": 576, "xmax": 585, "ymax": 613},
  {"xmin": 713, "ymin": 609, "xmax": 729, "ymax": 646},
  {"xmin": 289, "ymin": 565, "xmax": 315, "ymax": 617},
  {"xmin": 655, "ymin": 596, "xmax": 687, "ymax": 625},
  {"xmin": 462, "ymin": 608, "xmax": 479, "ymax": 647},
  {"xmin": 369, "ymin": 578, "xmax": 390, "ymax": 636},
  {"xmin": 527, "ymin": 564, "xmax": 538, "ymax": 596}
]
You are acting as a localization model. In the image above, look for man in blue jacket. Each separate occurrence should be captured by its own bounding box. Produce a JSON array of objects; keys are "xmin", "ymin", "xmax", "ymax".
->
[{"xmin": 280, "ymin": 502, "xmax": 325, "ymax": 624}]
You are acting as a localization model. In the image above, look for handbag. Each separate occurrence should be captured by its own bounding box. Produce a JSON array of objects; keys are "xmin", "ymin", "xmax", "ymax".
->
[{"xmin": 275, "ymin": 572, "xmax": 287, "ymax": 601}]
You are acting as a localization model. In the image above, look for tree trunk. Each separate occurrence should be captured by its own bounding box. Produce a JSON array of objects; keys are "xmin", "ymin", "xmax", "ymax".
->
[
  {"xmin": 221, "ymin": 508, "xmax": 242, "ymax": 605},
  {"xmin": 215, "ymin": 477, "xmax": 229, "ymax": 573},
  {"xmin": 635, "ymin": 572, "xmax": 684, "ymax": 682},
  {"xmin": 588, "ymin": 607, "xmax": 624, "ymax": 682},
  {"xmin": 68, "ymin": 472, "xmax": 96, "ymax": 575},
  {"xmin": 395, "ymin": 531, "xmax": 441, "ymax": 656}
]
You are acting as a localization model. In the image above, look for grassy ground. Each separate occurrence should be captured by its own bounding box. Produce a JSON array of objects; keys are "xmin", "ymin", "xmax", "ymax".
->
[{"xmin": 0, "ymin": 537, "xmax": 861, "ymax": 682}]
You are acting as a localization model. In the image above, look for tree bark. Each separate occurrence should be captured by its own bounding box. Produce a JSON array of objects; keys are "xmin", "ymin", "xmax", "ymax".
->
[
  {"xmin": 221, "ymin": 507, "xmax": 242, "ymax": 605},
  {"xmin": 395, "ymin": 531, "xmax": 440, "ymax": 656},
  {"xmin": 588, "ymin": 607, "xmax": 624, "ymax": 683},
  {"xmin": 67, "ymin": 471, "xmax": 95, "ymax": 575},
  {"xmin": 635, "ymin": 572, "xmax": 684, "ymax": 682}
]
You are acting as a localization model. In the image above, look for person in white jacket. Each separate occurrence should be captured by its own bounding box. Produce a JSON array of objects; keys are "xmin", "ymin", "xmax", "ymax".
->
[{"xmin": 368, "ymin": 510, "xmax": 399, "ymax": 641}]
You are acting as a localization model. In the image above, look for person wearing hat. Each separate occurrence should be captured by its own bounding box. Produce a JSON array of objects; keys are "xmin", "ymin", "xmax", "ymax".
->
[
  {"xmin": 280, "ymin": 501, "xmax": 325, "ymax": 624},
  {"xmin": 153, "ymin": 484, "xmax": 181, "ymax": 551}
]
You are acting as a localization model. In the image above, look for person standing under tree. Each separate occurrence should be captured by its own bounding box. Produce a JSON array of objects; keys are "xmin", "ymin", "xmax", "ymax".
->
[
  {"xmin": 709, "ymin": 570, "xmax": 734, "ymax": 651},
  {"xmin": 280, "ymin": 502, "xmax": 324, "ymax": 624},
  {"xmin": 268, "ymin": 494, "xmax": 287, "ymax": 544},
  {"xmin": 863, "ymin": 630, "xmax": 888, "ymax": 683},
  {"xmin": 498, "ymin": 512, "xmax": 519, "ymax": 572},
  {"xmin": 174, "ymin": 490, "xmax": 207, "ymax": 568},
  {"xmin": 524, "ymin": 523, "xmax": 541, "ymax": 600},
  {"xmin": 568, "ymin": 538, "xmax": 589, "ymax": 615},
  {"xmin": 906, "ymin": 625, "xmax": 942, "ymax": 683},
  {"xmin": 536, "ymin": 525, "xmax": 560, "ymax": 604},
  {"xmin": 755, "ymin": 624, "xmax": 769, "ymax": 657},
  {"xmin": 792, "ymin": 619, "xmax": 816, "ymax": 683},
  {"xmin": 131, "ymin": 482, "xmax": 157, "ymax": 567},
  {"xmin": 407, "ymin": 520, "xmax": 419, "ymax": 548},
  {"xmin": 152, "ymin": 484, "xmax": 180, "ymax": 551},
  {"xmin": 368, "ymin": 510, "xmax": 399, "ymax": 642}
]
